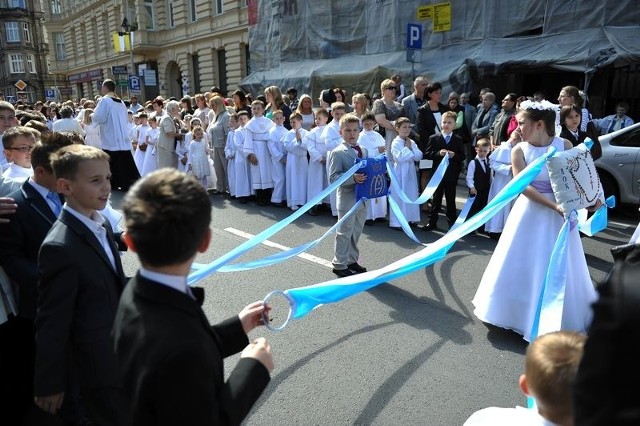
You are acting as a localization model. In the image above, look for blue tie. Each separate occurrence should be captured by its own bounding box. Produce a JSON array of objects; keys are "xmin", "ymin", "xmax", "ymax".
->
[
  {"xmin": 47, "ymin": 191, "xmax": 62, "ymax": 216},
  {"xmin": 444, "ymin": 135, "xmax": 451, "ymax": 144}
]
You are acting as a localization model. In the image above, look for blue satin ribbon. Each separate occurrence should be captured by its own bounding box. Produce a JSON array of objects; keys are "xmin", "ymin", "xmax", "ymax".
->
[
  {"xmin": 217, "ymin": 199, "xmax": 365, "ymax": 272},
  {"xmin": 386, "ymin": 155, "xmax": 449, "ymax": 205},
  {"xmin": 264, "ymin": 147, "xmax": 557, "ymax": 328},
  {"xmin": 577, "ymin": 195, "xmax": 615, "ymax": 236},
  {"xmin": 188, "ymin": 161, "xmax": 363, "ymax": 285},
  {"xmin": 387, "ymin": 195, "xmax": 475, "ymax": 244}
]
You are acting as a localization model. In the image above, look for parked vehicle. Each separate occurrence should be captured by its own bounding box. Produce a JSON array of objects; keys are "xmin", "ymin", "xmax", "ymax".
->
[{"xmin": 594, "ymin": 122, "xmax": 640, "ymax": 208}]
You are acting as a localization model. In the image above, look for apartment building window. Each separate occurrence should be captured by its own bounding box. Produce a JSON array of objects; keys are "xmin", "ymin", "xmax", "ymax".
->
[
  {"xmin": 8, "ymin": 0, "xmax": 26, "ymax": 8},
  {"xmin": 215, "ymin": 0, "xmax": 223, "ymax": 15},
  {"xmin": 189, "ymin": 0, "xmax": 197, "ymax": 22},
  {"xmin": 51, "ymin": 0, "xmax": 62, "ymax": 14},
  {"xmin": 167, "ymin": 0, "xmax": 175, "ymax": 28},
  {"xmin": 6, "ymin": 22, "xmax": 20, "ymax": 42},
  {"xmin": 23, "ymin": 23, "xmax": 30, "ymax": 43},
  {"xmin": 27, "ymin": 55, "xmax": 36, "ymax": 73},
  {"xmin": 54, "ymin": 32, "xmax": 66, "ymax": 60},
  {"xmin": 191, "ymin": 54, "xmax": 200, "ymax": 93},
  {"xmin": 9, "ymin": 54, "xmax": 25, "ymax": 74},
  {"xmin": 217, "ymin": 49, "xmax": 227, "ymax": 93},
  {"xmin": 144, "ymin": 1, "xmax": 155, "ymax": 30}
]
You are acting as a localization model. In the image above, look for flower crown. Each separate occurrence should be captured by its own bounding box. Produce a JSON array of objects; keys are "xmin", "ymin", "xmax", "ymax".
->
[{"xmin": 520, "ymin": 100, "xmax": 558, "ymax": 112}]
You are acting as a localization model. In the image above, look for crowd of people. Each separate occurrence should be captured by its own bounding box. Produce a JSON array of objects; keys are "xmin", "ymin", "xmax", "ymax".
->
[{"xmin": 0, "ymin": 75, "xmax": 637, "ymax": 425}]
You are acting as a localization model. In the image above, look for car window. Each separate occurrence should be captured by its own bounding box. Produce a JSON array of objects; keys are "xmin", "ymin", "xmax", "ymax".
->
[{"xmin": 611, "ymin": 128, "xmax": 640, "ymax": 148}]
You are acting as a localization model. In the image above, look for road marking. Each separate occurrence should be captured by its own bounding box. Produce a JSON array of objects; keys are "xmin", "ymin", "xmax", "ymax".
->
[{"xmin": 223, "ymin": 227, "xmax": 333, "ymax": 269}]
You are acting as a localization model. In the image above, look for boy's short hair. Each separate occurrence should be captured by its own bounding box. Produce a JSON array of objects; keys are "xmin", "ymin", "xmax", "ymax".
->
[
  {"xmin": 339, "ymin": 113, "xmax": 360, "ymax": 129},
  {"xmin": 2, "ymin": 126, "xmax": 37, "ymax": 149},
  {"xmin": 122, "ymin": 168, "xmax": 212, "ymax": 267},
  {"xmin": 50, "ymin": 144, "xmax": 110, "ymax": 180},
  {"xmin": 31, "ymin": 133, "xmax": 74, "ymax": 171},
  {"xmin": 394, "ymin": 117, "xmax": 411, "ymax": 129},
  {"xmin": 476, "ymin": 138, "xmax": 491, "ymax": 148},
  {"xmin": 314, "ymin": 108, "xmax": 329, "ymax": 118},
  {"xmin": 251, "ymin": 99, "xmax": 265, "ymax": 108},
  {"xmin": 331, "ymin": 102, "xmax": 346, "ymax": 112},
  {"xmin": 525, "ymin": 331, "xmax": 585, "ymax": 420},
  {"xmin": 148, "ymin": 116, "xmax": 157, "ymax": 123},
  {"xmin": 237, "ymin": 110, "xmax": 250, "ymax": 119},
  {"xmin": 290, "ymin": 112, "xmax": 302, "ymax": 122},
  {"xmin": 0, "ymin": 101, "xmax": 16, "ymax": 113},
  {"xmin": 228, "ymin": 112, "xmax": 238, "ymax": 121},
  {"xmin": 361, "ymin": 112, "xmax": 377, "ymax": 123},
  {"xmin": 137, "ymin": 112, "xmax": 148, "ymax": 119},
  {"xmin": 442, "ymin": 111, "xmax": 457, "ymax": 121},
  {"xmin": 24, "ymin": 120, "xmax": 49, "ymax": 136},
  {"xmin": 58, "ymin": 131, "xmax": 85, "ymax": 144},
  {"xmin": 272, "ymin": 109, "xmax": 284, "ymax": 117}
]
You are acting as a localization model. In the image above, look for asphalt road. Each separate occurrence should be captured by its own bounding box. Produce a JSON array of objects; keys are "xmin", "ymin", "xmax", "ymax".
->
[{"xmin": 111, "ymin": 184, "xmax": 637, "ymax": 426}]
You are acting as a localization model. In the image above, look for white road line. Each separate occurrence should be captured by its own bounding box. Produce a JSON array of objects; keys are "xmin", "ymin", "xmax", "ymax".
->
[{"xmin": 223, "ymin": 227, "xmax": 334, "ymax": 268}]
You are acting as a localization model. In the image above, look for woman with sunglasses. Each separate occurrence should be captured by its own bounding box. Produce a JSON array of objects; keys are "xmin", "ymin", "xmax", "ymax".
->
[{"xmin": 372, "ymin": 79, "xmax": 406, "ymax": 162}]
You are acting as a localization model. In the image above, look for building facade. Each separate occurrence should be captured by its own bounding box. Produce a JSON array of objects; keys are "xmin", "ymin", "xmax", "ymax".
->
[
  {"xmin": 0, "ymin": 0, "xmax": 50, "ymax": 104},
  {"xmin": 41, "ymin": 0, "xmax": 250, "ymax": 102}
]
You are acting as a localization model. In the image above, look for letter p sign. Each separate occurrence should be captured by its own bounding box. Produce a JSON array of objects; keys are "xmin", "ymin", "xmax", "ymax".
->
[{"xmin": 407, "ymin": 23, "xmax": 422, "ymax": 50}]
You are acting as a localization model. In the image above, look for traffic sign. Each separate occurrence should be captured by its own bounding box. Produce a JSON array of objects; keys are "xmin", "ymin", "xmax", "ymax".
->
[
  {"xmin": 45, "ymin": 89, "xmax": 56, "ymax": 100},
  {"xmin": 6, "ymin": 95, "xmax": 16, "ymax": 104},
  {"xmin": 129, "ymin": 75, "xmax": 141, "ymax": 91},
  {"xmin": 112, "ymin": 65, "xmax": 128, "ymax": 75},
  {"xmin": 15, "ymin": 80, "xmax": 27, "ymax": 91},
  {"xmin": 406, "ymin": 23, "xmax": 422, "ymax": 50}
]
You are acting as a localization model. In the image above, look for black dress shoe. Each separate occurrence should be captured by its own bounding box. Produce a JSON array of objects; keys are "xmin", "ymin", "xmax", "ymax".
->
[
  {"xmin": 389, "ymin": 226, "xmax": 402, "ymax": 231},
  {"xmin": 308, "ymin": 206, "xmax": 318, "ymax": 216},
  {"xmin": 419, "ymin": 224, "xmax": 438, "ymax": 231},
  {"xmin": 348, "ymin": 263, "xmax": 367, "ymax": 274},
  {"xmin": 333, "ymin": 268, "xmax": 355, "ymax": 278},
  {"xmin": 365, "ymin": 219, "xmax": 375, "ymax": 226}
]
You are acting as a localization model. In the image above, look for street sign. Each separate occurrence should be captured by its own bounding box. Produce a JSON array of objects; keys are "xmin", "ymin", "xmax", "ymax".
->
[
  {"xmin": 129, "ymin": 75, "xmax": 141, "ymax": 91},
  {"xmin": 59, "ymin": 87, "xmax": 73, "ymax": 95},
  {"xmin": 45, "ymin": 89, "xmax": 56, "ymax": 101},
  {"xmin": 112, "ymin": 65, "xmax": 128, "ymax": 75},
  {"xmin": 406, "ymin": 23, "xmax": 422, "ymax": 50},
  {"xmin": 15, "ymin": 80, "xmax": 27, "ymax": 91},
  {"xmin": 6, "ymin": 95, "xmax": 16, "ymax": 104}
]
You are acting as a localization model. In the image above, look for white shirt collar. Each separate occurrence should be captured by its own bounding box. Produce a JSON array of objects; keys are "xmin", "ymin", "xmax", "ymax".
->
[{"xmin": 139, "ymin": 266, "xmax": 190, "ymax": 296}]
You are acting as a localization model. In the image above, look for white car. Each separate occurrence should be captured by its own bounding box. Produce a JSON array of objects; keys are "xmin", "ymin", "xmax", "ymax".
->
[{"xmin": 594, "ymin": 121, "xmax": 640, "ymax": 207}]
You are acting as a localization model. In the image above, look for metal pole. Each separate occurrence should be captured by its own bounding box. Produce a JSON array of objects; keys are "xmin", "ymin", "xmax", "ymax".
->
[{"xmin": 130, "ymin": 31, "xmax": 135, "ymax": 79}]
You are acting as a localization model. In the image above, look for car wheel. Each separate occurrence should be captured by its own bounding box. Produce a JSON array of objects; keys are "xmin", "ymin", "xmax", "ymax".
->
[{"xmin": 598, "ymin": 172, "xmax": 619, "ymax": 208}]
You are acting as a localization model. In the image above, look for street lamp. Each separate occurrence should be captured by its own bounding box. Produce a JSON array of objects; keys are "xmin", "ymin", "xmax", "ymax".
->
[{"xmin": 120, "ymin": 17, "xmax": 135, "ymax": 86}]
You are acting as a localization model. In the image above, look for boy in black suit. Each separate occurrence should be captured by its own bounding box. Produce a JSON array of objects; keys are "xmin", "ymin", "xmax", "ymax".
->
[
  {"xmin": 465, "ymin": 138, "xmax": 492, "ymax": 234},
  {"xmin": 421, "ymin": 111, "xmax": 465, "ymax": 231},
  {"xmin": 0, "ymin": 134, "xmax": 72, "ymax": 424},
  {"xmin": 113, "ymin": 168, "xmax": 273, "ymax": 425},
  {"xmin": 34, "ymin": 145, "xmax": 128, "ymax": 425}
]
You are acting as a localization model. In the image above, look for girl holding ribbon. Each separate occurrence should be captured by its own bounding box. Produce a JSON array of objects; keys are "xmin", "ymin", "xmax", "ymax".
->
[{"xmin": 472, "ymin": 101, "xmax": 598, "ymax": 342}]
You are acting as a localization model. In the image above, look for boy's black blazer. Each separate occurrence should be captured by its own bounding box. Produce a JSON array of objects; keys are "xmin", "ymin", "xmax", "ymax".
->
[
  {"xmin": 0, "ymin": 181, "xmax": 59, "ymax": 318},
  {"xmin": 423, "ymin": 133, "xmax": 465, "ymax": 181},
  {"xmin": 113, "ymin": 274, "xmax": 270, "ymax": 425},
  {"xmin": 34, "ymin": 209, "xmax": 126, "ymax": 396}
]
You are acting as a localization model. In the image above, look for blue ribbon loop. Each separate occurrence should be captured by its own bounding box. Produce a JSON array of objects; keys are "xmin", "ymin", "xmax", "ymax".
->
[
  {"xmin": 264, "ymin": 147, "xmax": 558, "ymax": 329},
  {"xmin": 386, "ymin": 155, "xmax": 449, "ymax": 205}
]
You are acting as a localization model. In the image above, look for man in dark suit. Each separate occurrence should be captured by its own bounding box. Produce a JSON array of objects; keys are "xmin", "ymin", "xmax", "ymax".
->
[
  {"xmin": 34, "ymin": 145, "xmax": 128, "ymax": 425},
  {"xmin": 0, "ymin": 135, "xmax": 73, "ymax": 425},
  {"xmin": 113, "ymin": 168, "xmax": 272, "ymax": 425},
  {"xmin": 421, "ymin": 111, "xmax": 465, "ymax": 230}
]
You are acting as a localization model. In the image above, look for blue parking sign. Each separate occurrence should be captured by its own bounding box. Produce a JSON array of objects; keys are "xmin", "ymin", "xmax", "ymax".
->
[
  {"xmin": 45, "ymin": 89, "xmax": 55, "ymax": 100},
  {"xmin": 406, "ymin": 23, "xmax": 422, "ymax": 49},
  {"xmin": 129, "ymin": 75, "xmax": 141, "ymax": 91}
]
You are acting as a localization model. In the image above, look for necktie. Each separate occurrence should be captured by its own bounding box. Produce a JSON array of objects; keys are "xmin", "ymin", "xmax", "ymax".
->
[
  {"xmin": 482, "ymin": 159, "xmax": 488, "ymax": 172},
  {"xmin": 353, "ymin": 145, "xmax": 363, "ymax": 158},
  {"xmin": 47, "ymin": 191, "xmax": 62, "ymax": 216},
  {"xmin": 444, "ymin": 135, "xmax": 451, "ymax": 144}
]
